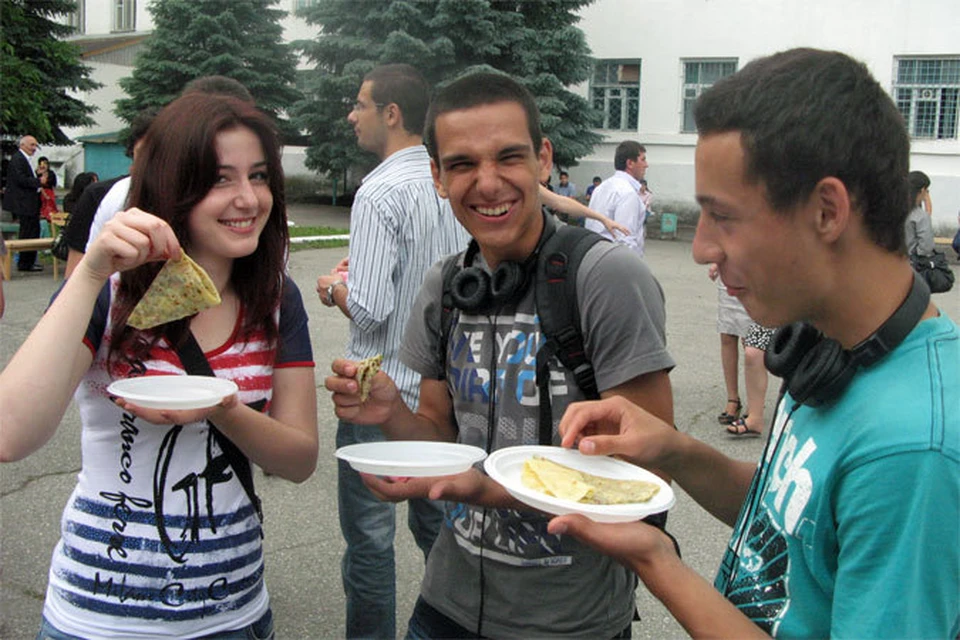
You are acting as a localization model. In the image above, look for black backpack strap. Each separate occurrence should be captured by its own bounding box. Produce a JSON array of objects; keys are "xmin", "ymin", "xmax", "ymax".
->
[
  {"xmin": 534, "ymin": 226, "xmax": 607, "ymax": 444},
  {"xmin": 176, "ymin": 332, "xmax": 265, "ymax": 526}
]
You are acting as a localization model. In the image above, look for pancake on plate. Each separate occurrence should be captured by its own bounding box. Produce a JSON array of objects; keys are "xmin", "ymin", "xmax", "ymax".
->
[{"xmin": 521, "ymin": 455, "xmax": 660, "ymax": 505}]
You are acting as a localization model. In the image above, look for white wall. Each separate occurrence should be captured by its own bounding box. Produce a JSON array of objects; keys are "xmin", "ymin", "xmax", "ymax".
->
[{"xmin": 571, "ymin": 0, "xmax": 960, "ymax": 231}]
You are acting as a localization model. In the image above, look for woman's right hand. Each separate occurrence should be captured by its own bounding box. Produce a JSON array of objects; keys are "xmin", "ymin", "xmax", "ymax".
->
[{"xmin": 80, "ymin": 208, "xmax": 181, "ymax": 281}]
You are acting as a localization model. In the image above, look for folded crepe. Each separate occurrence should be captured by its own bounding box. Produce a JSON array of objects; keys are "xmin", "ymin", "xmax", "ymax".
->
[
  {"xmin": 127, "ymin": 254, "xmax": 221, "ymax": 330},
  {"xmin": 355, "ymin": 354, "xmax": 383, "ymax": 402},
  {"xmin": 521, "ymin": 455, "xmax": 660, "ymax": 505}
]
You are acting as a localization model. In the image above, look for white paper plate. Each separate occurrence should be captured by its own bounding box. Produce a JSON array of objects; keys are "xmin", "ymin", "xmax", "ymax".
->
[
  {"xmin": 484, "ymin": 445, "xmax": 675, "ymax": 523},
  {"xmin": 107, "ymin": 375, "xmax": 239, "ymax": 410},
  {"xmin": 335, "ymin": 441, "xmax": 488, "ymax": 477}
]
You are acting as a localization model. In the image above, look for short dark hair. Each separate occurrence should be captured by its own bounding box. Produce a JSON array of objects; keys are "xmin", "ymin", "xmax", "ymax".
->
[
  {"xmin": 364, "ymin": 64, "xmax": 431, "ymax": 137},
  {"xmin": 182, "ymin": 75, "xmax": 255, "ymax": 104},
  {"xmin": 125, "ymin": 107, "xmax": 160, "ymax": 158},
  {"xmin": 908, "ymin": 171, "xmax": 931, "ymax": 208},
  {"xmin": 614, "ymin": 141, "xmax": 645, "ymax": 171},
  {"xmin": 695, "ymin": 48, "xmax": 910, "ymax": 252},
  {"xmin": 424, "ymin": 72, "xmax": 542, "ymax": 161},
  {"xmin": 559, "ymin": 171, "xmax": 569, "ymax": 178}
]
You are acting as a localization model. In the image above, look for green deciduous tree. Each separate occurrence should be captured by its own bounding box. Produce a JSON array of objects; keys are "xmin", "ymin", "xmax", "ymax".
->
[
  {"xmin": 291, "ymin": 0, "xmax": 600, "ymax": 177},
  {"xmin": 0, "ymin": 0, "xmax": 101, "ymax": 143},
  {"xmin": 115, "ymin": 0, "xmax": 302, "ymax": 139}
]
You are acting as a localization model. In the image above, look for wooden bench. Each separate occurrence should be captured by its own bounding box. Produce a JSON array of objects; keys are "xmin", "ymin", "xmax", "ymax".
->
[
  {"xmin": 2, "ymin": 238, "xmax": 57, "ymax": 280},
  {"xmin": 2, "ymin": 212, "xmax": 69, "ymax": 280}
]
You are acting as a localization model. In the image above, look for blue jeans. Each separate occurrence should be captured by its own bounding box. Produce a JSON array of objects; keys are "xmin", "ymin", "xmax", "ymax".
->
[
  {"xmin": 337, "ymin": 421, "xmax": 444, "ymax": 640},
  {"xmin": 37, "ymin": 608, "xmax": 274, "ymax": 640}
]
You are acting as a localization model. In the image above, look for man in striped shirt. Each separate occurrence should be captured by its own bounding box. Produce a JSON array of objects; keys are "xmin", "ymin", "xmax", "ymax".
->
[{"xmin": 316, "ymin": 63, "xmax": 468, "ymax": 639}]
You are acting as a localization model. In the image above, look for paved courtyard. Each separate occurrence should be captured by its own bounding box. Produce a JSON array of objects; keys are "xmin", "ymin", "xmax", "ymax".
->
[{"xmin": 2, "ymin": 209, "xmax": 957, "ymax": 638}]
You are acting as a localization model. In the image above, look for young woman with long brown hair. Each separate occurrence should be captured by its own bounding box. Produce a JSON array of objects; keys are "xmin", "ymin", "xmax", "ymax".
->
[{"xmin": 0, "ymin": 93, "xmax": 318, "ymax": 639}]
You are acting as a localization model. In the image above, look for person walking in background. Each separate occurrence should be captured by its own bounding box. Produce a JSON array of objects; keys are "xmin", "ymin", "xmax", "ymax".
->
[
  {"xmin": 548, "ymin": 48, "xmax": 958, "ymax": 638},
  {"xmin": 0, "ymin": 93, "xmax": 318, "ymax": 639},
  {"xmin": 710, "ymin": 263, "xmax": 773, "ymax": 437},
  {"xmin": 585, "ymin": 140, "xmax": 649, "ymax": 257},
  {"xmin": 710, "ymin": 262, "xmax": 749, "ymax": 426},
  {"xmin": 727, "ymin": 323, "xmax": 774, "ymax": 437},
  {"xmin": 315, "ymin": 63, "xmax": 469, "ymax": 640},
  {"xmin": 4, "ymin": 135, "xmax": 46, "ymax": 272}
]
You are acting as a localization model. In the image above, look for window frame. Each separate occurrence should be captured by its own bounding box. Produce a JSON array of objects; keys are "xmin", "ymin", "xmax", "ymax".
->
[
  {"xmin": 113, "ymin": 0, "xmax": 136, "ymax": 33},
  {"xmin": 590, "ymin": 59, "xmax": 642, "ymax": 131},
  {"xmin": 67, "ymin": 0, "xmax": 86, "ymax": 34},
  {"xmin": 893, "ymin": 56, "xmax": 960, "ymax": 141},
  {"xmin": 680, "ymin": 58, "xmax": 738, "ymax": 133}
]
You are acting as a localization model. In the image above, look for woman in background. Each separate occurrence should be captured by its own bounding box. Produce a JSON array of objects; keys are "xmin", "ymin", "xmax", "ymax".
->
[{"xmin": 62, "ymin": 171, "xmax": 99, "ymax": 214}]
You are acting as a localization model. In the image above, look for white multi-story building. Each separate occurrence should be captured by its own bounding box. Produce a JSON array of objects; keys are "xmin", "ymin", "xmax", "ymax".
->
[{"xmin": 59, "ymin": 0, "xmax": 960, "ymax": 229}]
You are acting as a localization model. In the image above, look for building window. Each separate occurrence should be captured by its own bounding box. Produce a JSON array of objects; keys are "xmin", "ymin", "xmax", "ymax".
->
[
  {"xmin": 67, "ymin": 0, "xmax": 85, "ymax": 34},
  {"xmin": 114, "ymin": 0, "xmax": 136, "ymax": 32},
  {"xmin": 681, "ymin": 59, "xmax": 737, "ymax": 133},
  {"xmin": 894, "ymin": 57, "xmax": 960, "ymax": 140},
  {"xmin": 591, "ymin": 60, "xmax": 641, "ymax": 131}
]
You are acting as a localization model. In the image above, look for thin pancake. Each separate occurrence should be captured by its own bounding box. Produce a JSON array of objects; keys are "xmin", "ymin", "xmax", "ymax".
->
[
  {"xmin": 127, "ymin": 254, "xmax": 221, "ymax": 330},
  {"xmin": 521, "ymin": 455, "xmax": 660, "ymax": 505},
  {"xmin": 356, "ymin": 354, "xmax": 383, "ymax": 402}
]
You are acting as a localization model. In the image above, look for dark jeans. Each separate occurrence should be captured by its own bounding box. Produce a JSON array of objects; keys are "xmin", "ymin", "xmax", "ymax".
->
[
  {"xmin": 17, "ymin": 213, "xmax": 40, "ymax": 269},
  {"xmin": 405, "ymin": 597, "xmax": 632, "ymax": 639},
  {"xmin": 338, "ymin": 421, "xmax": 443, "ymax": 639}
]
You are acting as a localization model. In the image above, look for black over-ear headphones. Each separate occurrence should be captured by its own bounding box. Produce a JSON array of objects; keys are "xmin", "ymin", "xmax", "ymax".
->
[
  {"xmin": 764, "ymin": 272, "xmax": 930, "ymax": 407},
  {"xmin": 449, "ymin": 217, "xmax": 556, "ymax": 314}
]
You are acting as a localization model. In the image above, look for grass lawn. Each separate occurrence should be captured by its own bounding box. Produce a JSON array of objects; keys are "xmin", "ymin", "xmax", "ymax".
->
[{"xmin": 288, "ymin": 225, "xmax": 349, "ymax": 251}]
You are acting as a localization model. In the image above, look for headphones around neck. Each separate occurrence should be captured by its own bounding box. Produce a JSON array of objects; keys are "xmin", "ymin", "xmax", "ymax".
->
[
  {"xmin": 764, "ymin": 272, "xmax": 930, "ymax": 407},
  {"xmin": 448, "ymin": 215, "xmax": 555, "ymax": 314}
]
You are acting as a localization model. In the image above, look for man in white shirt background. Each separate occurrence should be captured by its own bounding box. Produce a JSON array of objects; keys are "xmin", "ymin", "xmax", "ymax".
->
[{"xmin": 585, "ymin": 140, "xmax": 648, "ymax": 257}]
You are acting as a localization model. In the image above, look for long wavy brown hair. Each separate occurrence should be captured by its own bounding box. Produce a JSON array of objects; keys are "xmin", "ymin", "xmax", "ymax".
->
[{"xmin": 107, "ymin": 93, "xmax": 289, "ymax": 372}]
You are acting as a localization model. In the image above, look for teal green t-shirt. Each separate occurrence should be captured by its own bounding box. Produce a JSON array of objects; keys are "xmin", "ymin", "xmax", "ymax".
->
[{"xmin": 716, "ymin": 314, "xmax": 960, "ymax": 638}]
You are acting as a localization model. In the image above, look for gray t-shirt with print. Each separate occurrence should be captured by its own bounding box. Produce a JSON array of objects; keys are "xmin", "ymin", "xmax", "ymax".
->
[{"xmin": 400, "ymin": 227, "xmax": 675, "ymax": 638}]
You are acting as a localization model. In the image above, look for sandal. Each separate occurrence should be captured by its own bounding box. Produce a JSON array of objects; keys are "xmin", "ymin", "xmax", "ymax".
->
[
  {"xmin": 727, "ymin": 418, "xmax": 762, "ymax": 438},
  {"xmin": 717, "ymin": 398, "xmax": 742, "ymax": 425}
]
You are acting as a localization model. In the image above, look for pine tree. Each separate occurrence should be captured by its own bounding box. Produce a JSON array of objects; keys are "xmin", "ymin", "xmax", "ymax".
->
[
  {"xmin": 290, "ymin": 0, "xmax": 600, "ymax": 177},
  {"xmin": 115, "ymin": 0, "xmax": 302, "ymax": 138},
  {"xmin": 0, "ymin": 0, "xmax": 101, "ymax": 143}
]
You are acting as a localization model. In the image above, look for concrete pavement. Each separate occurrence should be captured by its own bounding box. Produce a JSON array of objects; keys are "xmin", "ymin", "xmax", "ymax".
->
[{"xmin": 2, "ymin": 208, "xmax": 957, "ymax": 638}]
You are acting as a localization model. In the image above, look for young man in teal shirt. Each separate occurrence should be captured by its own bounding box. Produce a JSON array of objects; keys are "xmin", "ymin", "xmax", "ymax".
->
[{"xmin": 549, "ymin": 48, "xmax": 959, "ymax": 638}]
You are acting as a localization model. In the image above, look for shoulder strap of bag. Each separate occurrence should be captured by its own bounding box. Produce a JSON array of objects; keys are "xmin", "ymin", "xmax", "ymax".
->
[
  {"xmin": 534, "ymin": 225, "xmax": 606, "ymax": 444},
  {"xmin": 175, "ymin": 332, "xmax": 265, "ymax": 525}
]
